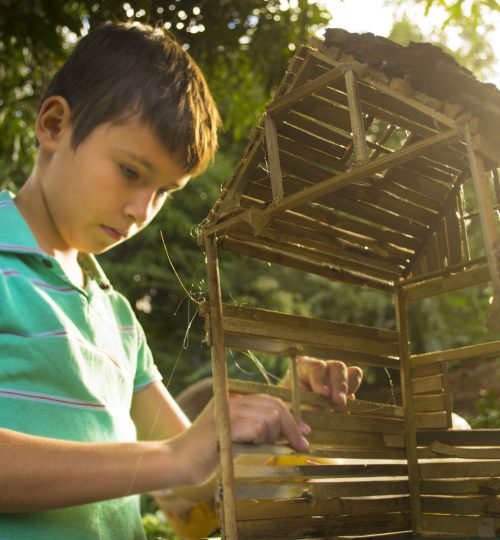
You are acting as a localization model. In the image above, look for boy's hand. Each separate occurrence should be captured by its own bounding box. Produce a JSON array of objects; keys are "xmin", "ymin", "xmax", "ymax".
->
[
  {"xmin": 281, "ymin": 356, "xmax": 363, "ymax": 407},
  {"xmin": 171, "ymin": 393, "xmax": 310, "ymax": 487}
]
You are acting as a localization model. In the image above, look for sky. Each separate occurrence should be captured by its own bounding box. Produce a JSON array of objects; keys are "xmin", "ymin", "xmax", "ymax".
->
[{"xmin": 318, "ymin": 0, "xmax": 500, "ymax": 88}]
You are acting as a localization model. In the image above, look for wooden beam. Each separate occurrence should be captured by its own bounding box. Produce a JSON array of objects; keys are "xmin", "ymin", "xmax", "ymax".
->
[
  {"xmin": 227, "ymin": 379, "xmax": 404, "ymax": 418},
  {"xmin": 395, "ymin": 287, "xmax": 423, "ymax": 534},
  {"xmin": 402, "ymin": 262, "xmax": 491, "ymax": 302},
  {"xmin": 204, "ymin": 235, "xmax": 237, "ymax": 539},
  {"xmin": 263, "ymin": 115, "xmax": 284, "ymax": 201},
  {"xmin": 266, "ymin": 64, "xmax": 346, "ymax": 118},
  {"xmin": 466, "ymin": 125, "xmax": 500, "ymax": 287},
  {"xmin": 345, "ymin": 69, "xmax": 369, "ymax": 164},
  {"xmin": 411, "ymin": 340, "xmax": 500, "ymax": 366}
]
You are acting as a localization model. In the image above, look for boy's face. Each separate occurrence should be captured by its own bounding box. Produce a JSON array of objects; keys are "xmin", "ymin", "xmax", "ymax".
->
[{"xmin": 39, "ymin": 111, "xmax": 190, "ymax": 255}]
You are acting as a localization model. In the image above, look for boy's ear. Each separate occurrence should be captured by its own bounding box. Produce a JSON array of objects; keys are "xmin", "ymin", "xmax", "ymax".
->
[{"xmin": 36, "ymin": 96, "xmax": 72, "ymax": 152}]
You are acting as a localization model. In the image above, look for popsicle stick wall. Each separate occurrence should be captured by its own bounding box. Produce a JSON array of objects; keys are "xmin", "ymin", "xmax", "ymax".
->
[{"xmin": 198, "ymin": 29, "xmax": 500, "ymax": 539}]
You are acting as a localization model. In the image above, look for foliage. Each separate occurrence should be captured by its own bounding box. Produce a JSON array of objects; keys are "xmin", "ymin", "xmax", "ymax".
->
[
  {"xmin": 469, "ymin": 389, "xmax": 500, "ymax": 428},
  {"xmin": 142, "ymin": 512, "xmax": 180, "ymax": 540}
]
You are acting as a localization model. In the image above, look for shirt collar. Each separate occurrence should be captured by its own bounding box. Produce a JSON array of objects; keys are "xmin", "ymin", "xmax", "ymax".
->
[{"xmin": 0, "ymin": 189, "xmax": 111, "ymax": 289}]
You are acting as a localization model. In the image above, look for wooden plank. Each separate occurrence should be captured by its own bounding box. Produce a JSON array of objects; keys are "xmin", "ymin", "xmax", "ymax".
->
[
  {"xmin": 267, "ymin": 64, "xmax": 346, "ymax": 118},
  {"xmin": 292, "ymin": 94, "xmax": 353, "ymax": 137},
  {"xmin": 222, "ymin": 304, "xmax": 398, "ymax": 344},
  {"xmin": 232, "ymin": 442, "xmax": 407, "ymax": 460},
  {"xmin": 277, "ymin": 123, "xmax": 347, "ymax": 164},
  {"xmin": 414, "ymin": 394, "xmax": 447, "ymax": 413},
  {"xmin": 402, "ymin": 262, "xmax": 491, "ymax": 302},
  {"xmin": 421, "ymin": 477, "xmax": 500, "ymax": 496},
  {"xmin": 246, "ymin": 175, "xmax": 426, "ymax": 241},
  {"xmin": 234, "ymin": 478, "xmax": 410, "ymax": 500},
  {"xmin": 204, "ymin": 235, "xmax": 237, "ymax": 539},
  {"xmin": 227, "ymin": 229, "xmax": 401, "ymax": 282},
  {"xmin": 236, "ymin": 495, "xmax": 410, "ymax": 520},
  {"xmin": 466, "ymin": 124, "xmax": 500, "ymax": 329},
  {"xmin": 395, "ymin": 287, "xmax": 423, "ymax": 534},
  {"xmin": 357, "ymin": 77, "xmax": 455, "ymax": 130},
  {"xmin": 234, "ymin": 462, "xmax": 408, "ymax": 480},
  {"xmin": 220, "ymin": 236, "xmax": 396, "ymax": 293},
  {"xmin": 422, "ymin": 495, "xmax": 500, "ymax": 516},
  {"xmin": 319, "ymin": 84, "xmax": 441, "ymax": 140},
  {"xmin": 415, "ymin": 412, "xmax": 448, "ymax": 429},
  {"xmin": 237, "ymin": 512, "xmax": 412, "ymax": 539},
  {"xmin": 340, "ymin": 184, "xmax": 437, "ymax": 225},
  {"xmin": 345, "ymin": 69, "xmax": 369, "ymax": 164},
  {"xmin": 422, "ymin": 514, "xmax": 500, "ymax": 537},
  {"xmin": 301, "ymin": 410, "xmax": 404, "ymax": 435},
  {"xmin": 411, "ymin": 362, "xmax": 442, "ymax": 377},
  {"xmin": 215, "ymin": 130, "xmax": 265, "ymax": 219},
  {"xmin": 417, "ymin": 429, "xmax": 500, "ymax": 447},
  {"xmin": 276, "ymin": 135, "xmax": 347, "ymax": 177},
  {"xmin": 411, "ymin": 340, "xmax": 500, "ymax": 366},
  {"xmin": 283, "ymin": 107, "xmax": 352, "ymax": 151},
  {"xmin": 424, "ymin": 441, "xmax": 500, "ymax": 459},
  {"xmin": 419, "ymin": 460, "xmax": 500, "ymax": 478},
  {"xmin": 226, "ymin": 379, "xmax": 404, "ymax": 418},
  {"xmin": 412, "ymin": 374, "xmax": 444, "ymax": 394},
  {"xmin": 308, "ymin": 429, "xmax": 405, "ymax": 448},
  {"xmin": 264, "ymin": 115, "xmax": 284, "ymax": 200},
  {"xmin": 261, "ymin": 128, "xmax": 461, "ymax": 220},
  {"xmin": 223, "ymin": 329, "xmax": 400, "ymax": 368},
  {"xmin": 267, "ymin": 210, "xmax": 413, "ymax": 263},
  {"xmin": 289, "ymin": 356, "xmax": 301, "ymax": 421}
]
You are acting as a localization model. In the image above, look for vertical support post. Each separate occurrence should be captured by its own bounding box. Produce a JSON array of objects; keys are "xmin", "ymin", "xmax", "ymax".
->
[
  {"xmin": 465, "ymin": 124, "xmax": 500, "ymax": 329},
  {"xmin": 345, "ymin": 69, "xmax": 369, "ymax": 165},
  {"xmin": 264, "ymin": 114, "xmax": 284, "ymax": 201},
  {"xmin": 288, "ymin": 356, "xmax": 302, "ymax": 421},
  {"xmin": 395, "ymin": 286, "xmax": 423, "ymax": 535},
  {"xmin": 204, "ymin": 234, "xmax": 238, "ymax": 540}
]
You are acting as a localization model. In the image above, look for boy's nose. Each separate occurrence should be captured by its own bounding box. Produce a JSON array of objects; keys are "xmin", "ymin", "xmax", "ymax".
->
[{"xmin": 124, "ymin": 192, "xmax": 155, "ymax": 225}]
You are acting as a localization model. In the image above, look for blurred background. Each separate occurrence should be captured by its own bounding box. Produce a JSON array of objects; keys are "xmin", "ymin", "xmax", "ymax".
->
[{"xmin": 1, "ymin": 0, "xmax": 498, "ymax": 453}]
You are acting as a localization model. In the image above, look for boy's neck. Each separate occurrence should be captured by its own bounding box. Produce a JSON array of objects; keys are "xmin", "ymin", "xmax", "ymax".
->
[{"xmin": 15, "ymin": 174, "xmax": 85, "ymax": 288}]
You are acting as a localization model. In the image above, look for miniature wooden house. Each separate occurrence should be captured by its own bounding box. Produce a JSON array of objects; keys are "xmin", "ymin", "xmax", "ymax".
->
[{"xmin": 199, "ymin": 29, "xmax": 500, "ymax": 539}]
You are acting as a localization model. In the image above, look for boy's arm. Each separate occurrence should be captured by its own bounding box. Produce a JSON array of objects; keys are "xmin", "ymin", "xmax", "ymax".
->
[{"xmin": 0, "ymin": 426, "xmax": 188, "ymax": 512}]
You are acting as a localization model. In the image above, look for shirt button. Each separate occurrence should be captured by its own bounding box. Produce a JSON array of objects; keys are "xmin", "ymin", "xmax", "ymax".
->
[{"xmin": 42, "ymin": 259, "xmax": 53, "ymax": 268}]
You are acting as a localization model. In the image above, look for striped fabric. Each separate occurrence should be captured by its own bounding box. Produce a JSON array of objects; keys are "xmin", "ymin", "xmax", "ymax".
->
[{"xmin": 0, "ymin": 190, "xmax": 162, "ymax": 540}]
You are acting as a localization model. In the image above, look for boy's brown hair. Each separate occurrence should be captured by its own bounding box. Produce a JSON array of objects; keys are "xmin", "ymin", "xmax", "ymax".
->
[{"xmin": 40, "ymin": 22, "xmax": 220, "ymax": 176}]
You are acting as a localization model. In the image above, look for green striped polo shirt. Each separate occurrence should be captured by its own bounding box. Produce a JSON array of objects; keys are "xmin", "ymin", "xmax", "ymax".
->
[{"xmin": 0, "ymin": 190, "xmax": 162, "ymax": 539}]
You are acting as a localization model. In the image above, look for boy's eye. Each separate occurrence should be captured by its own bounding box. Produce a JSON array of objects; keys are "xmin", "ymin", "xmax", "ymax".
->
[{"xmin": 120, "ymin": 165, "xmax": 139, "ymax": 180}]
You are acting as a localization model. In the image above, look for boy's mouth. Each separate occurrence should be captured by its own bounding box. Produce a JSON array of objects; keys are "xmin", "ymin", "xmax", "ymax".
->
[{"xmin": 100, "ymin": 225, "xmax": 125, "ymax": 241}]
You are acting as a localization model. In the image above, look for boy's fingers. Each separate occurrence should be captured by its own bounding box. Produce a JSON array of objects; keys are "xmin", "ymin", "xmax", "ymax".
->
[
  {"xmin": 296, "ymin": 356, "xmax": 330, "ymax": 397},
  {"xmin": 326, "ymin": 361, "xmax": 348, "ymax": 407},
  {"xmin": 347, "ymin": 366, "xmax": 363, "ymax": 396},
  {"xmin": 229, "ymin": 395, "xmax": 309, "ymax": 452}
]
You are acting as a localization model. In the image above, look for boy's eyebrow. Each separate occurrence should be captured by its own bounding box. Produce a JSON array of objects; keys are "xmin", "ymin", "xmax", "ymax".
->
[{"xmin": 122, "ymin": 150, "xmax": 156, "ymax": 172}]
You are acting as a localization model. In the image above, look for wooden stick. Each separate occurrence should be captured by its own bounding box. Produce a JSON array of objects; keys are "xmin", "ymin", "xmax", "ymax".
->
[
  {"xmin": 410, "ymin": 340, "xmax": 500, "ymax": 366},
  {"xmin": 493, "ymin": 168, "xmax": 500, "ymax": 205},
  {"xmin": 215, "ymin": 130, "xmax": 265, "ymax": 219},
  {"xmin": 465, "ymin": 124, "xmax": 500, "ymax": 297},
  {"xmin": 402, "ymin": 261, "xmax": 490, "ymax": 302},
  {"xmin": 288, "ymin": 356, "xmax": 301, "ymax": 421},
  {"xmin": 204, "ymin": 235, "xmax": 238, "ymax": 540},
  {"xmin": 395, "ymin": 287, "xmax": 423, "ymax": 534},
  {"xmin": 263, "ymin": 115, "xmax": 284, "ymax": 201},
  {"xmin": 345, "ymin": 69, "xmax": 369, "ymax": 164},
  {"xmin": 226, "ymin": 378, "xmax": 404, "ymax": 418},
  {"xmin": 266, "ymin": 64, "xmax": 346, "ymax": 118}
]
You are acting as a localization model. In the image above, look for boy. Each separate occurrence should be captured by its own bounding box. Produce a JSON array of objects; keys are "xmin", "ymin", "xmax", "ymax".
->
[{"xmin": 0, "ymin": 22, "xmax": 362, "ymax": 539}]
